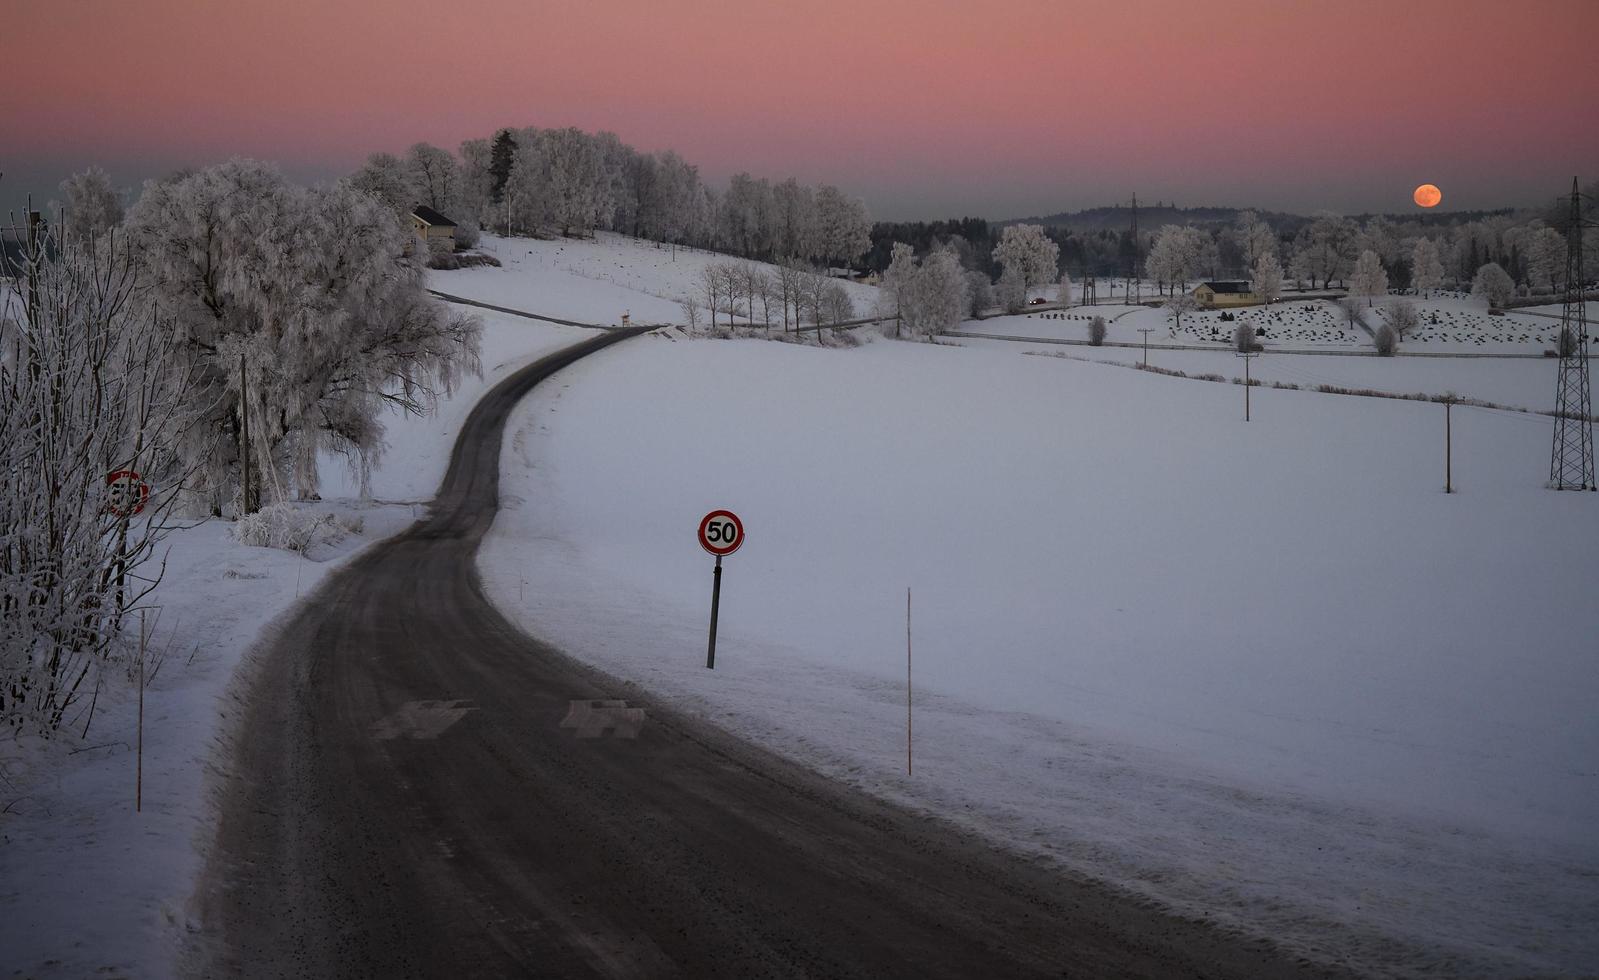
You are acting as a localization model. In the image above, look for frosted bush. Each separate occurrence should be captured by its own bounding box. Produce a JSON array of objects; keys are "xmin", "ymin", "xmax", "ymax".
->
[{"xmin": 234, "ymin": 503, "xmax": 330, "ymax": 553}]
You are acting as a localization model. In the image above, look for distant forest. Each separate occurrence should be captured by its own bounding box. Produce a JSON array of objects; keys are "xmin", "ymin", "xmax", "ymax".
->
[{"xmin": 866, "ymin": 190, "xmax": 1590, "ymax": 290}]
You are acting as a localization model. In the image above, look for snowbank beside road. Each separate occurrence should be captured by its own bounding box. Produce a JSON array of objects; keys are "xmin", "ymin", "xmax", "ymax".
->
[{"xmin": 480, "ymin": 331, "xmax": 1599, "ymax": 977}]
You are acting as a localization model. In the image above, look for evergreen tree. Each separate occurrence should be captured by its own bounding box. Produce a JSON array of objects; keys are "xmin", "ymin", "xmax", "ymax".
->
[{"xmin": 489, "ymin": 129, "xmax": 517, "ymax": 205}]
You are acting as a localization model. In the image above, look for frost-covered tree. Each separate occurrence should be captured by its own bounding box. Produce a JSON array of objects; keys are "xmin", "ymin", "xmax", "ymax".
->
[
  {"xmin": 348, "ymin": 152, "xmax": 419, "ymax": 221},
  {"xmin": 1374, "ymin": 324, "xmax": 1397, "ymax": 356},
  {"xmin": 680, "ymin": 294, "xmax": 703, "ymax": 332},
  {"xmin": 1523, "ymin": 227, "xmax": 1566, "ymax": 293},
  {"xmin": 820, "ymin": 281, "xmax": 855, "ymax": 331},
  {"xmin": 458, "ymin": 138, "xmax": 494, "ymax": 227},
  {"xmin": 1235, "ymin": 210, "xmax": 1277, "ymax": 273},
  {"xmin": 1165, "ymin": 293, "xmax": 1199, "ymax": 332},
  {"xmin": 902, "ymin": 247, "xmax": 967, "ymax": 337},
  {"xmin": 1057, "ymin": 270, "xmax": 1072, "ymax": 306},
  {"xmin": 1470, "ymin": 262, "xmax": 1515, "ymax": 309},
  {"xmin": 773, "ymin": 177, "xmax": 818, "ymax": 260},
  {"xmin": 965, "ymin": 270, "xmax": 994, "ymax": 317},
  {"xmin": 997, "ymin": 264, "xmax": 1027, "ymax": 313},
  {"xmin": 1253, "ymin": 253, "xmax": 1283, "ymax": 305},
  {"xmin": 991, "ymin": 224, "xmax": 1059, "ymax": 293},
  {"xmin": 406, "ymin": 143, "xmax": 458, "ymax": 212},
  {"xmin": 876, "ymin": 242, "xmax": 918, "ymax": 329},
  {"xmin": 1293, "ymin": 212, "xmax": 1358, "ymax": 289},
  {"xmin": 1355, "ymin": 216, "xmax": 1399, "ymax": 269},
  {"xmin": 126, "ymin": 159, "xmax": 482, "ymax": 508},
  {"xmin": 1, "ymin": 223, "xmax": 196, "ymax": 733},
  {"xmin": 1145, "ymin": 225, "xmax": 1208, "ymax": 293},
  {"xmin": 1385, "ymin": 299, "xmax": 1419, "ymax": 340},
  {"xmin": 1410, "ymin": 237, "xmax": 1444, "ymax": 298},
  {"xmin": 1088, "ymin": 315, "xmax": 1107, "ymax": 346},
  {"xmin": 814, "ymin": 184, "xmax": 872, "ymax": 267},
  {"xmin": 57, "ymin": 166, "xmax": 123, "ymax": 242},
  {"xmin": 1350, "ymin": 249, "xmax": 1388, "ymax": 306}
]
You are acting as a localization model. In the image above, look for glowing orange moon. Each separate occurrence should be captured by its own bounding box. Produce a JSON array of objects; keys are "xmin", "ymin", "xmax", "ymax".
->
[{"xmin": 1413, "ymin": 183, "xmax": 1442, "ymax": 208}]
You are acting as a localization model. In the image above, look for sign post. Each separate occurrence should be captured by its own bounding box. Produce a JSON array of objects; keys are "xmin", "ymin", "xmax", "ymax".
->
[{"xmin": 697, "ymin": 510, "xmax": 744, "ymax": 669}]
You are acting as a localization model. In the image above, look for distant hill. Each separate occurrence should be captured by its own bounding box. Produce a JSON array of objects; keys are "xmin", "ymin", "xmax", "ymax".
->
[
  {"xmin": 1003, "ymin": 204, "xmax": 1291, "ymax": 233},
  {"xmin": 1005, "ymin": 203, "xmax": 1528, "ymax": 234}
]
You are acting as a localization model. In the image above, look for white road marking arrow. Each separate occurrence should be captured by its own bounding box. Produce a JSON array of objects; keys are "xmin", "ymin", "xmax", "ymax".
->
[
  {"xmin": 371, "ymin": 700, "xmax": 478, "ymax": 740},
  {"xmin": 560, "ymin": 699, "xmax": 646, "ymax": 739}
]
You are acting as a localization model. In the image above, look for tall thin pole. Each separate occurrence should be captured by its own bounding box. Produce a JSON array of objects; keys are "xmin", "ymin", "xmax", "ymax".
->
[
  {"xmin": 906, "ymin": 588, "xmax": 912, "ymax": 776},
  {"xmin": 136, "ymin": 610, "xmax": 145, "ymax": 813},
  {"xmin": 239, "ymin": 351, "xmax": 251, "ymax": 515},
  {"xmin": 1138, "ymin": 328, "xmax": 1153, "ymax": 367},
  {"xmin": 1236, "ymin": 351, "xmax": 1258, "ymax": 421},
  {"xmin": 1445, "ymin": 398, "xmax": 1453, "ymax": 493},
  {"xmin": 705, "ymin": 554, "xmax": 723, "ymax": 669}
]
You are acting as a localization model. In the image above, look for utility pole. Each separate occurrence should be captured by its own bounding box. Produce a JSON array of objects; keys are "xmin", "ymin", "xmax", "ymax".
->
[
  {"xmin": 1549, "ymin": 177, "xmax": 1595, "ymax": 490},
  {"xmin": 1236, "ymin": 350, "xmax": 1259, "ymax": 421},
  {"xmin": 1138, "ymin": 328, "xmax": 1154, "ymax": 367}
]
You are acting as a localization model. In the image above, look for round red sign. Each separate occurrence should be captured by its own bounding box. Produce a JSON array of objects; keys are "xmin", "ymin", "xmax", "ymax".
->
[
  {"xmin": 697, "ymin": 510, "xmax": 744, "ymax": 557},
  {"xmin": 106, "ymin": 469, "xmax": 150, "ymax": 518}
]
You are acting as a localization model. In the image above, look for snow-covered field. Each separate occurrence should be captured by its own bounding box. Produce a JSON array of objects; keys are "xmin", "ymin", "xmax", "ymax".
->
[
  {"xmin": 481, "ymin": 334, "xmax": 1599, "ymax": 976},
  {"xmin": 461, "ymin": 237, "xmax": 1597, "ymax": 977}
]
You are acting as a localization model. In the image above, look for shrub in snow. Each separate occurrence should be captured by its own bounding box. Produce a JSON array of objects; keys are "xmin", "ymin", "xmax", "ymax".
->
[
  {"xmin": 1386, "ymin": 299, "xmax": 1419, "ymax": 339},
  {"xmin": 997, "ymin": 266, "xmax": 1026, "ymax": 314},
  {"xmin": 1234, "ymin": 323, "xmax": 1258, "ymax": 352},
  {"xmin": 234, "ymin": 504, "xmax": 331, "ymax": 553},
  {"xmin": 1088, "ymin": 316, "xmax": 1107, "ymax": 346},
  {"xmin": 1374, "ymin": 325, "xmax": 1397, "ymax": 356}
]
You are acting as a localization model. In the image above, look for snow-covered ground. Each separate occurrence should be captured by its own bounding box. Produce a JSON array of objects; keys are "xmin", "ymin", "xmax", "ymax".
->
[
  {"xmin": 0, "ymin": 307, "xmax": 589, "ymax": 978},
  {"xmin": 964, "ymin": 338, "xmax": 1565, "ymax": 412},
  {"xmin": 7, "ymin": 229, "xmax": 1594, "ymax": 978},
  {"xmin": 458, "ymin": 238, "xmax": 1598, "ymax": 977},
  {"xmin": 442, "ymin": 231, "xmax": 880, "ymax": 326},
  {"xmin": 973, "ymin": 294, "xmax": 1576, "ymax": 356}
]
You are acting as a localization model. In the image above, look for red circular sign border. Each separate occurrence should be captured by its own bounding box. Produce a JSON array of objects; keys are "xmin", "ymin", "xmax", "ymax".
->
[
  {"xmin": 106, "ymin": 469, "xmax": 150, "ymax": 518},
  {"xmin": 697, "ymin": 509, "xmax": 745, "ymax": 557}
]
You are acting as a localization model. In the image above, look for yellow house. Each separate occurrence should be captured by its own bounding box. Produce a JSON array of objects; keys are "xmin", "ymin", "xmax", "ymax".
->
[
  {"xmin": 1192, "ymin": 280, "xmax": 1256, "ymax": 308},
  {"xmin": 409, "ymin": 205, "xmax": 457, "ymax": 249}
]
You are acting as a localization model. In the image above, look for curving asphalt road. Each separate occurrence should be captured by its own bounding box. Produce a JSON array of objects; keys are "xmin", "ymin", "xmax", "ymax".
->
[{"xmin": 191, "ymin": 329, "xmax": 1354, "ymax": 979}]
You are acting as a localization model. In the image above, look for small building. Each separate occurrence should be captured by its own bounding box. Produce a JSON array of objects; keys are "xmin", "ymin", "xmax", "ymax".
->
[
  {"xmin": 409, "ymin": 205, "xmax": 457, "ymax": 250},
  {"xmin": 1192, "ymin": 280, "xmax": 1256, "ymax": 308}
]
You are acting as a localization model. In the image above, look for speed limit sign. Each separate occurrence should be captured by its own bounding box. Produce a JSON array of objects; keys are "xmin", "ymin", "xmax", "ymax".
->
[
  {"xmin": 105, "ymin": 469, "xmax": 150, "ymax": 518},
  {"xmin": 698, "ymin": 509, "xmax": 743, "ymax": 669},
  {"xmin": 697, "ymin": 509, "xmax": 744, "ymax": 557}
]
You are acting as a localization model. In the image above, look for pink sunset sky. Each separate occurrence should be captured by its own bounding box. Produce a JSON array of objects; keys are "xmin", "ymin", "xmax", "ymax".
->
[{"xmin": 4, "ymin": 0, "xmax": 1597, "ymax": 220}]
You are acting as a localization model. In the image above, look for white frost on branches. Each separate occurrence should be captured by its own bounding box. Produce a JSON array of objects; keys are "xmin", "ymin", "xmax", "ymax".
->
[{"xmin": 125, "ymin": 159, "xmax": 482, "ymax": 510}]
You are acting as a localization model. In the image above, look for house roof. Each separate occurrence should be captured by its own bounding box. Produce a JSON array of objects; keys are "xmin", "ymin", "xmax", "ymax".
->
[
  {"xmin": 1199, "ymin": 280, "xmax": 1251, "ymax": 294},
  {"xmin": 411, "ymin": 205, "xmax": 456, "ymax": 228}
]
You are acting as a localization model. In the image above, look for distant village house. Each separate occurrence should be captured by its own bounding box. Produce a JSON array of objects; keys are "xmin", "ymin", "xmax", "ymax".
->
[
  {"xmin": 409, "ymin": 205, "xmax": 457, "ymax": 250},
  {"xmin": 1192, "ymin": 280, "xmax": 1256, "ymax": 309}
]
